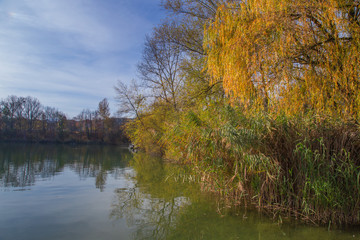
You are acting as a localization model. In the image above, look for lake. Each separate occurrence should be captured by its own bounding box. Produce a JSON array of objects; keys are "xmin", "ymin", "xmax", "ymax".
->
[{"xmin": 0, "ymin": 143, "xmax": 358, "ymax": 240}]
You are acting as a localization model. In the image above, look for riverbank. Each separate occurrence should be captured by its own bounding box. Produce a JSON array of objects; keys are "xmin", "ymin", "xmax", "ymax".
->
[
  {"xmin": 126, "ymin": 106, "xmax": 360, "ymax": 227},
  {"xmin": 2, "ymin": 143, "xmax": 359, "ymax": 239},
  {"xmin": 0, "ymin": 138, "xmax": 129, "ymax": 146},
  {"xmin": 113, "ymin": 0, "xmax": 360, "ymax": 227},
  {"xmin": 0, "ymin": 130, "xmax": 129, "ymax": 145}
]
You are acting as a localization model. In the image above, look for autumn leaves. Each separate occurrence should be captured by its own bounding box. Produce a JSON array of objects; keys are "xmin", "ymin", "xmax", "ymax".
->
[{"xmin": 205, "ymin": 0, "xmax": 360, "ymax": 118}]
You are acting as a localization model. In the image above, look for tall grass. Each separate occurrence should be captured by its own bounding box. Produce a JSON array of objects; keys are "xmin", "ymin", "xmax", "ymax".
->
[
  {"xmin": 161, "ymin": 104, "xmax": 360, "ymax": 226},
  {"xmin": 265, "ymin": 117, "xmax": 360, "ymax": 225}
]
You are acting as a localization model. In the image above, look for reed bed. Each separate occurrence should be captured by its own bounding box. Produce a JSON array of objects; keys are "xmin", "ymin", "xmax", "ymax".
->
[{"xmin": 162, "ymin": 105, "xmax": 360, "ymax": 226}]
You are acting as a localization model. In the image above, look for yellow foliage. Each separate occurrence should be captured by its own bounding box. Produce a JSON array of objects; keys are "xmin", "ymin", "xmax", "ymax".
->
[{"xmin": 204, "ymin": 0, "xmax": 360, "ymax": 119}]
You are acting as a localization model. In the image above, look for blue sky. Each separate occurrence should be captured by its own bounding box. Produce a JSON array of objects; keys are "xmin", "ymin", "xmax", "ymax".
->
[{"xmin": 0, "ymin": 0, "xmax": 165, "ymax": 117}]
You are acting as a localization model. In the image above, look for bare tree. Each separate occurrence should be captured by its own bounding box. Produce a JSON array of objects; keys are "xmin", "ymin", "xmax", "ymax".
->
[
  {"xmin": 77, "ymin": 109, "xmax": 94, "ymax": 138},
  {"xmin": 0, "ymin": 95, "xmax": 24, "ymax": 131},
  {"xmin": 115, "ymin": 80, "xmax": 146, "ymax": 120},
  {"xmin": 97, "ymin": 98, "xmax": 111, "ymax": 139},
  {"xmin": 14, "ymin": 97, "xmax": 26, "ymax": 132},
  {"xmin": 98, "ymin": 98, "xmax": 110, "ymax": 119},
  {"xmin": 161, "ymin": 0, "xmax": 222, "ymax": 56},
  {"xmin": 43, "ymin": 106, "xmax": 65, "ymax": 136},
  {"xmin": 137, "ymin": 30, "xmax": 185, "ymax": 111},
  {"xmin": 23, "ymin": 96, "xmax": 42, "ymax": 133}
]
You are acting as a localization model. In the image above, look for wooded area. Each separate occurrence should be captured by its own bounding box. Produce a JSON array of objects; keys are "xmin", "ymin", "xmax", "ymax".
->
[
  {"xmin": 116, "ymin": 0, "xmax": 360, "ymax": 226},
  {"xmin": 0, "ymin": 95, "xmax": 128, "ymax": 144}
]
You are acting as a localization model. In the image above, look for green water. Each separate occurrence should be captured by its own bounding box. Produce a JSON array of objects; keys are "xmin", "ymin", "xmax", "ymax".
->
[{"xmin": 0, "ymin": 144, "xmax": 358, "ymax": 240}]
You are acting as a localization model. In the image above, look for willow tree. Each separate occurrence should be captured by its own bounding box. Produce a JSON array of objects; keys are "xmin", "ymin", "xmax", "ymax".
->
[{"xmin": 205, "ymin": 0, "xmax": 360, "ymax": 117}]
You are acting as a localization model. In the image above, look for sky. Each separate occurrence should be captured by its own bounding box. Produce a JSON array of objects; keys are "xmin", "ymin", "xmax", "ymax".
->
[{"xmin": 0, "ymin": 0, "xmax": 166, "ymax": 118}]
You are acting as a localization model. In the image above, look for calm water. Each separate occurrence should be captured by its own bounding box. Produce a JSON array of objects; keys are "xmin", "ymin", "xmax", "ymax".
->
[{"xmin": 0, "ymin": 144, "xmax": 359, "ymax": 240}]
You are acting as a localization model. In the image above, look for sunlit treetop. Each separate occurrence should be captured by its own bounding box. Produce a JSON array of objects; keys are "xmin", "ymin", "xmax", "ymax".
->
[{"xmin": 204, "ymin": 0, "xmax": 360, "ymax": 118}]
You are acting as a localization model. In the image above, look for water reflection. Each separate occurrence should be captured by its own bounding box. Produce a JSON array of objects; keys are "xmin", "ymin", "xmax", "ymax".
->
[
  {"xmin": 110, "ymin": 153, "xmax": 195, "ymax": 239},
  {"xmin": 1, "ymin": 144, "xmax": 358, "ymax": 240},
  {"xmin": 111, "ymin": 153, "xmax": 359, "ymax": 240},
  {"xmin": 0, "ymin": 143, "xmax": 131, "ymax": 191}
]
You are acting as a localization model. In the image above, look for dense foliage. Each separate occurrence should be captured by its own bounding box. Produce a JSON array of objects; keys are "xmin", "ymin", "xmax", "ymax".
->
[
  {"xmin": 117, "ymin": 0, "xmax": 360, "ymax": 225},
  {"xmin": 205, "ymin": 0, "xmax": 360, "ymax": 117}
]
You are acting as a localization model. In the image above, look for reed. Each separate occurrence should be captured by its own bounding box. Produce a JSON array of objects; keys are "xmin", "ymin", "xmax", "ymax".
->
[{"xmin": 160, "ymin": 105, "xmax": 360, "ymax": 226}]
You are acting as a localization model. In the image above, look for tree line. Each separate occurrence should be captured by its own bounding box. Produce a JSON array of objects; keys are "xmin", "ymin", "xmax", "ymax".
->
[
  {"xmin": 0, "ymin": 95, "xmax": 129, "ymax": 144},
  {"xmin": 116, "ymin": 0, "xmax": 360, "ymax": 225}
]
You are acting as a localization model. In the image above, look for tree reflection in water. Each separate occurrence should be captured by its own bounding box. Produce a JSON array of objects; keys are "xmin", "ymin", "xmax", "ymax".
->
[
  {"xmin": 110, "ymin": 153, "xmax": 196, "ymax": 240},
  {"xmin": 0, "ymin": 143, "xmax": 131, "ymax": 191},
  {"xmin": 2, "ymin": 144, "xmax": 357, "ymax": 239},
  {"xmin": 109, "ymin": 154, "xmax": 358, "ymax": 240}
]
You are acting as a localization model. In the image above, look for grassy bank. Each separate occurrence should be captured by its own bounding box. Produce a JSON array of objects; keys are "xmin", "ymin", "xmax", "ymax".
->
[
  {"xmin": 125, "ymin": 103, "xmax": 360, "ymax": 226},
  {"xmin": 117, "ymin": 0, "xmax": 360, "ymax": 227},
  {"xmin": 172, "ymin": 108, "xmax": 360, "ymax": 226}
]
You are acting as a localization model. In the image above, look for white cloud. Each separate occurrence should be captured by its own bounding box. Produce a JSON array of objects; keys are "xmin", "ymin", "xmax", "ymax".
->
[
  {"xmin": 0, "ymin": 0, "xmax": 164, "ymax": 117},
  {"xmin": 6, "ymin": 0, "xmax": 157, "ymax": 53},
  {"xmin": 22, "ymin": 0, "xmax": 113, "ymax": 52}
]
